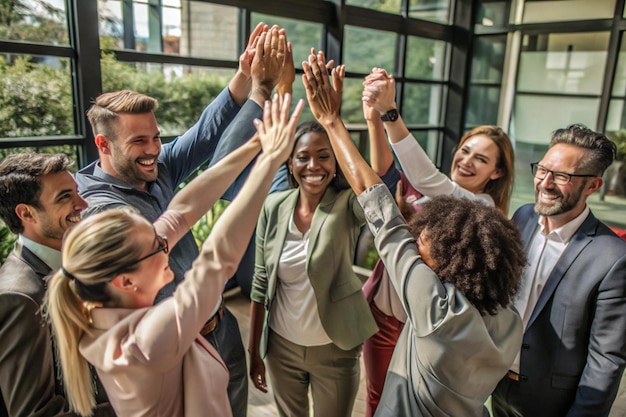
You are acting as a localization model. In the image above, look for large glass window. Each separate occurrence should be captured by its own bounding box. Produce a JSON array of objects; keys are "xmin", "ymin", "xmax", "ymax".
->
[
  {"xmin": 511, "ymin": 95, "xmax": 600, "ymax": 144},
  {"xmin": 180, "ymin": 2, "xmax": 238, "ymax": 59},
  {"xmin": 408, "ymin": 0, "xmax": 450, "ymax": 24},
  {"xmin": 0, "ymin": 0, "xmax": 68, "ymax": 44},
  {"xmin": 402, "ymin": 83, "xmax": 444, "ymax": 126},
  {"xmin": 251, "ymin": 14, "xmax": 323, "ymax": 70},
  {"xmin": 0, "ymin": 54, "xmax": 73, "ymax": 138},
  {"xmin": 465, "ymin": 35, "xmax": 506, "ymax": 129},
  {"xmin": 522, "ymin": 0, "xmax": 616, "ymax": 23},
  {"xmin": 475, "ymin": 0, "xmax": 509, "ymax": 27},
  {"xmin": 346, "ymin": 0, "xmax": 402, "ymax": 14},
  {"xmin": 100, "ymin": 57, "xmax": 234, "ymax": 136},
  {"xmin": 344, "ymin": 26, "xmax": 398, "ymax": 74},
  {"xmin": 405, "ymin": 36, "xmax": 448, "ymax": 81},
  {"xmin": 518, "ymin": 32, "xmax": 610, "ymax": 95}
]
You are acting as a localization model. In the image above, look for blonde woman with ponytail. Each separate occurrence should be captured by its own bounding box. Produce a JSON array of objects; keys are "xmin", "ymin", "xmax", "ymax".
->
[{"xmin": 46, "ymin": 94, "xmax": 304, "ymax": 417}]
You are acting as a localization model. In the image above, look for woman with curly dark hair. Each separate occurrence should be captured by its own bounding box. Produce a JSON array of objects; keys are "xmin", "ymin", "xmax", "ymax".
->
[
  {"xmin": 407, "ymin": 195, "xmax": 524, "ymax": 316},
  {"xmin": 303, "ymin": 49, "xmax": 527, "ymax": 417}
]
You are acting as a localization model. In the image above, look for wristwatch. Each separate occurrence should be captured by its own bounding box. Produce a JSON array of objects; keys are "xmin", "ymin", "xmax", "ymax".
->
[{"xmin": 380, "ymin": 108, "xmax": 399, "ymax": 122}]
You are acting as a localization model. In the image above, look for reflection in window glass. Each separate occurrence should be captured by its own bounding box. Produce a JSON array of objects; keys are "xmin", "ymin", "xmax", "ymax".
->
[
  {"xmin": 471, "ymin": 35, "xmax": 506, "ymax": 83},
  {"xmin": 522, "ymin": 0, "xmax": 615, "ymax": 23},
  {"xmin": 252, "ymin": 14, "xmax": 323, "ymax": 69},
  {"xmin": 465, "ymin": 86, "xmax": 501, "ymax": 128},
  {"xmin": 475, "ymin": 1, "xmax": 509, "ymax": 26},
  {"xmin": 180, "ymin": 2, "xmax": 238, "ymax": 60},
  {"xmin": 405, "ymin": 36, "xmax": 448, "ymax": 81},
  {"xmin": 98, "ymin": 0, "xmax": 124, "ymax": 49},
  {"xmin": 345, "ymin": 0, "xmax": 402, "ymax": 14},
  {"xmin": 98, "ymin": 0, "xmax": 238, "ymax": 60},
  {"xmin": 518, "ymin": 32, "xmax": 609, "ymax": 95},
  {"xmin": 100, "ymin": 57, "xmax": 233, "ymax": 136},
  {"xmin": 402, "ymin": 83, "xmax": 444, "ymax": 126},
  {"xmin": 0, "ymin": 0, "xmax": 68, "ymax": 44},
  {"xmin": 0, "ymin": 54, "xmax": 73, "ymax": 137},
  {"xmin": 510, "ymin": 95, "xmax": 599, "ymax": 145},
  {"xmin": 409, "ymin": 0, "xmax": 450, "ymax": 24},
  {"xmin": 344, "ymin": 26, "xmax": 398, "ymax": 74}
]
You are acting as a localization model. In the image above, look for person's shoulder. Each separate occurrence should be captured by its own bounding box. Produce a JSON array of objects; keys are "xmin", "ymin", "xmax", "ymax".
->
[
  {"xmin": 594, "ymin": 220, "xmax": 626, "ymax": 248},
  {"xmin": 0, "ymin": 254, "xmax": 44, "ymax": 306},
  {"xmin": 265, "ymin": 188, "xmax": 295, "ymax": 205},
  {"xmin": 511, "ymin": 203, "xmax": 536, "ymax": 222}
]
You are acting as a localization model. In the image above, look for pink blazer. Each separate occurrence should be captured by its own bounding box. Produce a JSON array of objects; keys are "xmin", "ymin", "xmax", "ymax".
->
[{"xmin": 79, "ymin": 211, "xmax": 232, "ymax": 417}]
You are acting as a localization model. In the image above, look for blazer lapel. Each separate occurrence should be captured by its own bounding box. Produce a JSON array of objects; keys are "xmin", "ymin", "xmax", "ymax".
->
[
  {"xmin": 16, "ymin": 241, "xmax": 52, "ymax": 277},
  {"xmin": 267, "ymin": 191, "xmax": 299, "ymax": 297},
  {"xmin": 307, "ymin": 188, "xmax": 338, "ymax": 260},
  {"xmin": 526, "ymin": 212, "xmax": 597, "ymax": 329}
]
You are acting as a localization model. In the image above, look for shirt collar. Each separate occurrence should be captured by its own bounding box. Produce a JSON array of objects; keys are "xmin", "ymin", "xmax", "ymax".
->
[
  {"xmin": 19, "ymin": 235, "xmax": 62, "ymax": 271},
  {"xmin": 537, "ymin": 205, "xmax": 590, "ymax": 244}
]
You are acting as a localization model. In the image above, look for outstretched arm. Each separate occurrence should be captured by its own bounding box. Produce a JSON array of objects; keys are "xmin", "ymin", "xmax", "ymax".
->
[
  {"xmin": 167, "ymin": 135, "xmax": 261, "ymax": 239},
  {"xmin": 363, "ymin": 100, "xmax": 394, "ymax": 176},
  {"xmin": 362, "ymin": 68, "xmax": 410, "ymax": 144},
  {"xmin": 228, "ymin": 22, "xmax": 267, "ymax": 106},
  {"xmin": 204, "ymin": 93, "xmax": 304, "ymax": 279},
  {"xmin": 302, "ymin": 49, "xmax": 380, "ymax": 195}
]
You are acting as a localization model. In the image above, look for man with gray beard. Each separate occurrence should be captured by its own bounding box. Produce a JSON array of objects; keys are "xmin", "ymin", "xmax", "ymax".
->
[{"xmin": 491, "ymin": 124, "xmax": 626, "ymax": 417}]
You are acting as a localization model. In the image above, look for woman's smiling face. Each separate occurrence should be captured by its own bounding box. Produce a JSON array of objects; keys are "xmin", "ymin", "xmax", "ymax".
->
[
  {"xmin": 450, "ymin": 134, "xmax": 503, "ymax": 194},
  {"xmin": 288, "ymin": 131, "xmax": 336, "ymax": 197}
]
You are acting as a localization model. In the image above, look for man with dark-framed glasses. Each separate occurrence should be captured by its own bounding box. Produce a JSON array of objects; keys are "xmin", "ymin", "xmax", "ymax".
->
[{"xmin": 492, "ymin": 124, "xmax": 626, "ymax": 417}]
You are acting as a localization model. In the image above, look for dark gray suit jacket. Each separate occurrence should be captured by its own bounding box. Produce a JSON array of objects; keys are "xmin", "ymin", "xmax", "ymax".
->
[
  {"xmin": 512, "ymin": 204, "xmax": 626, "ymax": 417},
  {"xmin": 0, "ymin": 242, "xmax": 115, "ymax": 417}
]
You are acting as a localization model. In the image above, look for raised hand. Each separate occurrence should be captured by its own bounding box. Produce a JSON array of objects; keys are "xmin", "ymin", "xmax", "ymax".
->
[
  {"xmin": 276, "ymin": 38, "xmax": 295, "ymax": 96},
  {"xmin": 302, "ymin": 48, "xmax": 343, "ymax": 125},
  {"xmin": 238, "ymin": 22, "xmax": 268, "ymax": 80},
  {"xmin": 362, "ymin": 67, "xmax": 397, "ymax": 114},
  {"xmin": 250, "ymin": 26, "xmax": 287, "ymax": 103},
  {"xmin": 253, "ymin": 93, "xmax": 304, "ymax": 163}
]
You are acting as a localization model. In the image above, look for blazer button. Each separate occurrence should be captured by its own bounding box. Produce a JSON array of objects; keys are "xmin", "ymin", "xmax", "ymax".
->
[
  {"xmin": 521, "ymin": 344, "xmax": 530, "ymax": 350},
  {"xmin": 520, "ymin": 375, "xmax": 528, "ymax": 382}
]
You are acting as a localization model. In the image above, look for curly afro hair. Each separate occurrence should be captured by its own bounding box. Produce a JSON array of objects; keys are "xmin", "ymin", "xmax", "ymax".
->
[{"xmin": 407, "ymin": 195, "xmax": 526, "ymax": 316}]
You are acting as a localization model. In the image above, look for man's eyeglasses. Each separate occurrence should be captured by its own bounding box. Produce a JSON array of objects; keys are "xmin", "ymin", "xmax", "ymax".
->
[
  {"xmin": 135, "ymin": 234, "xmax": 169, "ymax": 264},
  {"xmin": 530, "ymin": 163, "xmax": 597, "ymax": 186}
]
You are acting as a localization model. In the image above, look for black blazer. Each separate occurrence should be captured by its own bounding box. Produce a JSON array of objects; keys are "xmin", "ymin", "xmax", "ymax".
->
[{"xmin": 513, "ymin": 204, "xmax": 626, "ymax": 417}]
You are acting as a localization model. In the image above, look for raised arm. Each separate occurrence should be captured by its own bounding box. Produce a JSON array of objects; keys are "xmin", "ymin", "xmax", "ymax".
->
[
  {"xmin": 363, "ymin": 100, "xmax": 394, "ymax": 176},
  {"xmin": 228, "ymin": 22, "xmax": 267, "ymax": 106},
  {"xmin": 166, "ymin": 136, "xmax": 262, "ymax": 238},
  {"xmin": 248, "ymin": 26, "xmax": 287, "ymax": 106},
  {"xmin": 302, "ymin": 49, "xmax": 380, "ymax": 195},
  {"xmin": 362, "ymin": 68, "xmax": 410, "ymax": 144},
  {"xmin": 203, "ymin": 93, "xmax": 304, "ymax": 278}
]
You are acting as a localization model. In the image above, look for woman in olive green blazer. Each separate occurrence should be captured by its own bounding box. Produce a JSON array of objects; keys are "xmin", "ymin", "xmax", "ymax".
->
[{"xmin": 249, "ymin": 121, "xmax": 379, "ymax": 417}]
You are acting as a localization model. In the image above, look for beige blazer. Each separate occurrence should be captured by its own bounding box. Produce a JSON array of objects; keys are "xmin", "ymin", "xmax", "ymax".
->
[
  {"xmin": 79, "ymin": 211, "xmax": 231, "ymax": 417},
  {"xmin": 251, "ymin": 186, "xmax": 378, "ymax": 357}
]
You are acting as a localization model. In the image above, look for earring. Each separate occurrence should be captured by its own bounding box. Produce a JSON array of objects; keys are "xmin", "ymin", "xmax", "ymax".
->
[
  {"xmin": 333, "ymin": 173, "xmax": 337, "ymax": 178},
  {"xmin": 132, "ymin": 285, "xmax": 138, "ymax": 292}
]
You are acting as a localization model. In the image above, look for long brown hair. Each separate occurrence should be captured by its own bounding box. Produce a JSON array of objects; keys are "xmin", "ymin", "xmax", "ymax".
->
[{"xmin": 456, "ymin": 125, "xmax": 514, "ymax": 214}]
